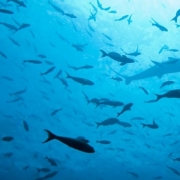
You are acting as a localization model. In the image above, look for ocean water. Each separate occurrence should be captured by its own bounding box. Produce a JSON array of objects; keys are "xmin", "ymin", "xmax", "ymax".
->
[{"xmin": 1, "ymin": 0, "xmax": 180, "ymax": 179}]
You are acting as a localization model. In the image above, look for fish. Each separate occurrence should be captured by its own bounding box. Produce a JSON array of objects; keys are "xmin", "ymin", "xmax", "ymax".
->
[
  {"xmin": 7, "ymin": 0, "xmax": 26, "ymax": 7},
  {"xmin": 100, "ymin": 50, "xmax": 135, "ymax": 65},
  {"xmin": 23, "ymin": 120, "xmax": 29, "ymax": 132},
  {"xmin": 97, "ymin": 0, "xmax": 110, "ymax": 11},
  {"xmin": 1, "ymin": 76, "xmax": 13, "ymax": 81},
  {"xmin": 95, "ymin": 118, "xmax": 120, "ymax": 128},
  {"xmin": 45, "ymin": 156, "xmax": 57, "ymax": 166},
  {"xmin": 0, "ymin": 22, "xmax": 17, "ymax": 31},
  {"xmin": 109, "ymin": 10, "xmax": 117, "ymax": 14},
  {"xmin": 102, "ymin": 33, "xmax": 112, "ymax": 41},
  {"xmin": 150, "ymin": 18, "xmax": 168, "ymax": 31},
  {"xmin": 51, "ymin": 108, "xmax": 62, "ymax": 116},
  {"xmin": 127, "ymin": 14, "xmax": 133, "ymax": 25},
  {"xmin": 63, "ymin": 13, "xmax": 77, "ymax": 18},
  {"xmin": 43, "ymin": 129, "xmax": 95, "ymax": 153},
  {"xmin": 120, "ymin": 46, "xmax": 141, "ymax": 56},
  {"xmin": 108, "ymin": 130, "xmax": 117, "ymax": 135},
  {"xmin": 115, "ymin": 15, "xmax": 129, "ymax": 21},
  {"xmin": 153, "ymin": 176, "xmax": 163, "ymax": 179},
  {"xmin": 54, "ymin": 70, "xmax": 62, "ymax": 78},
  {"xmin": 41, "ymin": 66, "xmax": 56, "ymax": 76},
  {"xmin": 96, "ymin": 140, "xmax": 111, "ymax": 144},
  {"xmin": 7, "ymin": 97, "xmax": 23, "ymax": 103},
  {"xmin": 0, "ymin": 50, "xmax": 7, "ymax": 58},
  {"xmin": 111, "ymin": 77, "xmax": 122, "ymax": 82},
  {"xmin": 88, "ymin": 11, "xmax": 97, "ymax": 21},
  {"xmin": 38, "ymin": 54, "xmax": 46, "ymax": 58},
  {"xmin": 159, "ymin": 44, "xmax": 169, "ymax": 54},
  {"xmin": 141, "ymin": 120, "xmax": 159, "ymax": 129},
  {"xmin": 127, "ymin": 171, "xmax": 139, "ymax": 178},
  {"xmin": 35, "ymin": 171, "xmax": 58, "ymax": 180},
  {"xmin": 160, "ymin": 80, "xmax": 175, "ymax": 88},
  {"xmin": 57, "ymin": 77, "xmax": 69, "ymax": 87},
  {"xmin": 72, "ymin": 43, "xmax": 87, "ymax": 51},
  {"xmin": 23, "ymin": 60, "xmax": 42, "ymax": 64},
  {"xmin": 89, "ymin": 1, "xmax": 98, "ymax": 12},
  {"xmin": 121, "ymin": 59, "xmax": 180, "ymax": 84},
  {"xmin": 9, "ymin": 89, "xmax": 26, "ymax": 96},
  {"xmin": 171, "ymin": 9, "xmax": 180, "ymax": 23},
  {"xmin": 117, "ymin": 103, "xmax": 133, "ymax": 117},
  {"xmin": 97, "ymin": 100, "xmax": 124, "ymax": 107},
  {"xmin": 66, "ymin": 72, "xmax": 94, "ymax": 86},
  {"xmin": 168, "ymin": 48, "xmax": 179, "ymax": 52},
  {"xmin": 15, "ymin": 23, "xmax": 30, "ymax": 33},
  {"xmin": 170, "ymin": 140, "xmax": 179, "ymax": 146},
  {"xmin": 118, "ymin": 121, "xmax": 132, "ymax": 128},
  {"xmin": 131, "ymin": 117, "xmax": 145, "ymax": 121},
  {"xmin": 103, "ymin": 41, "xmax": 114, "ymax": 47},
  {"xmin": 147, "ymin": 89, "xmax": 180, "ymax": 102},
  {"xmin": 166, "ymin": 165, "xmax": 180, "ymax": 176},
  {"xmin": 86, "ymin": 29, "xmax": 92, "ymax": 37},
  {"xmin": 36, "ymin": 168, "xmax": 51, "ymax": 173},
  {"xmin": 0, "ymin": 9, "xmax": 13, "ymax": 14},
  {"xmin": 56, "ymin": 32, "xmax": 70, "ymax": 44},
  {"xmin": 3, "ymin": 152, "xmax": 13, "ymax": 157},
  {"xmin": 9, "ymin": 37, "xmax": 20, "ymax": 46},
  {"xmin": 2, "ymin": 136, "xmax": 14, "ymax": 141},
  {"xmin": 172, "ymin": 157, "xmax": 180, "ymax": 161},
  {"xmin": 88, "ymin": 22, "xmax": 95, "ymax": 32},
  {"xmin": 44, "ymin": 61, "xmax": 54, "ymax": 65},
  {"xmin": 139, "ymin": 86, "xmax": 149, "ymax": 95},
  {"xmin": 48, "ymin": 0, "xmax": 64, "ymax": 14}
]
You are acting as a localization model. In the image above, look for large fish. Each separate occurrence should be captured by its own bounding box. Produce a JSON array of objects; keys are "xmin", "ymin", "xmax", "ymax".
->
[
  {"xmin": 43, "ymin": 130, "xmax": 95, "ymax": 153},
  {"xmin": 121, "ymin": 59, "xmax": 180, "ymax": 84}
]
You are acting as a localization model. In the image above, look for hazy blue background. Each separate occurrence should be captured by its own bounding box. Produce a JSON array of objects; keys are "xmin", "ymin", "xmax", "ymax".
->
[{"xmin": 0, "ymin": 0, "xmax": 180, "ymax": 179}]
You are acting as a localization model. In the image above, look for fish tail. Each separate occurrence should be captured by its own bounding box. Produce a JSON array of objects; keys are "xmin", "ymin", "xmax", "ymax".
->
[
  {"xmin": 65, "ymin": 71, "xmax": 71, "ymax": 78},
  {"xmin": 23, "ymin": 60, "xmax": 26, "ymax": 64},
  {"xmin": 120, "ymin": 74, "xmax": 131, "ymax": 85},
  {"xmin": 95, "ymin": 122, "xmax": 100, "ymax": 128},
  {"xmin": 141, "ymin": 123, "xmax": 146, "ymax": 128},
  {"xmin": 100, "ymin": 50, "xmax": 107, "ymax": 57},
  {"xmin": 43, "ymin": 129, "xmax": 57, "ymax": 143},
  {"xmin": 154, "ymin": 93, "xmax": 163, "ymax": 101},
  {"xmin": 171, "ymin": 16, "xmax": 177, "ymax": 23},
  {"xmin": 96, "ymin": 140, "xmax": 99, "ymax": 143},
  {"xmin": 36, "ymin": 168, "xmax": 41, "ymax": 173}
]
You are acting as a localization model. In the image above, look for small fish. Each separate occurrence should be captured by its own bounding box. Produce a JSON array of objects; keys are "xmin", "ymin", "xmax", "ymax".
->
[
  {"xmin": 168, "ymin": 49, "xmax": 179, "ymax": 52},
  {"xmin": 9, "ymin": 37, "xmax": 20, "ymax": 46},
  {"xmin": 127, "ymin": 171, "xmax": 139, "ymax": 178},
  {"xmin": 9, "ymin": 89, "xmax": 26, "ymax": 96},
  {"xmin": 109, "ymin": 10, "xmax": 117, "ymax": 14},
  {"xmin": 23, "ymin": 120, "xmax": 29, "ymax": 132},
  {"xmin": 54, "ymin": 70, "xmax": 62, "ymax": 78},
  {"xmin": 115, "ymin": 15, "xmax": 129, "ymax": 21},
  {"xmin": 7, "ymin": 0, "xmax": 26, "ymax": 7},
  {"xmin": 118, "ymin": 121, "xmax": 132, "ymax": 128},
  {"xmin": 88, "ymin": 22, "xmax": 95, "ymax": 32},
  {"xmin": 7, "ymin": 97, "xmax": 23, "ymax": 103},
  {"xmin": 57, "ymin": 77, "xmax": 68, "ymax": 87},
  {"xmin": 38, "ymin": 54, "xmax": 46, "ymax": 58},
  {"xmin": 1, "ymin": 76, "xmax": 13, "ymax": 81},
  {"xmin": 41, "ymin": 66, "xmax": 56, "ymax": 76},
  {"xmin": 23, "ymin": 165, "xmax": 29, "ymax": 170},
  {"xmin": 43, "ymin": 129, "xmax": 95, "ymax": 153},
  {"xmin": 117, "ymin": 103, "xmax": 133, "ymax": 117},
  {"xmin": 111, "ymin": 77, "xmax": 122, "ymax": 82},
  {"xmin": 141, "ymin": 120, "xmax": 158, "ymax": 129},
  {"xmin": 96, "ymin": 140, "xmax": 111, "ymax": 144},
  {"xmin": 108, "ymin": 130, "xmax": 117, "ymax": 135},
  {"xmin": 127, "ymin": 14, "xmax": 133, "ymax": 25},
  {"xmin": 44, "ymin": 60, "xmax": 54, "ymax": 65},
  {"xmin": 63, "ymin": 13, "xmax": 77, "ymax": 18},
  {"xmin": 35, "ymin": 171, "xmax": 58, "ymax": 180},
  {"xmin": 166, "ymin": 165, "xmax": 180, "ymax": 176},
  {"xmin": 160, "ymin": 80, "xmax": 175, "ymax": 88},
  {"xmin": 0, "ymin": 50, "xmax": 7, "ymax": 58},
  {"xmin": 97, "ymin": 0, "xmax": 110, "ymax": 11},
  {"xmin": 102, "ymin": 33, "xmax": 112, "ymax": 41},
  {"xmin": 96, "ymin": 118, "xmax": 120, "ymax": 128},
  {"xmin": 3, "ymin": 152, "xmax": 13, "ymax": 157},
  {"xmin": 36, "ymin": 168, "xmax": 51, "ymax": 173},
  {"xmin": 150, "ymin": 18, "xmax": 168, "ymax": 31},
  {"xmin": 131, "ymin": 117, "xmax": 144, "ymax": 121},
  {"xmin": 45, "ymin": 156, "xmax": 57, "ymax": 166},
  {"xmin": 51, "ymin": 108, "xmax": 62, "ymax": 116},
  {"xmin": 153, "ymin": 176, "xmax": 162, "ymax": 179},
  {"xmin": 0, "ymin": 9, "xmax": 14, "ymax": 14},
  {"xmin": 48, "ymin": 0, "xmax": 64, "ymax": 14},
  {"xmin": 15, "ymin": 23, "xmax": 30, "ymax": 33},
  {"xmin": 23, "ymin": 60, "xmax": 42, "ymax": 64},
  {"xmin": 2, "ymin": 136, "xmax": 14, "ymax": 141},
  {"xmin": 139, "ymin": 86, "xmax": 149, "ymax": 95},
  {"xmin": 0, "ymin": 22, "xmax": 17, "ymax": 31}
]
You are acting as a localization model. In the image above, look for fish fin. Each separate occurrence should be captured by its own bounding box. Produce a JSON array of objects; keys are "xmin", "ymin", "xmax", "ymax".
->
[
  {"xmin": 43, "ymin": 129, "xmax": 57, "ymax": 143},
  {"xmin": 154, "ymin": 93, "xmax": 162, "ymax": 101},
  {"xmin": 36, "ymin": 168, "xmax": 41, "ymax": 173},
  {"xmin": 141, "ymin": 123, "xmax": 146, "ymax": 128},
  {"xmin": 65, "ymin": 72, "xmax": 71, "ymax": 78},
  {"xmin": 119, "ymin": 74, "xmax": 132, "ymax": 85},
  {"xmin": 171, "ymin": 16, "xmax": 177, "ymax": 23},
  {"xmin": 100, "ymin": 50, "xmax": 107, "ymax": 57},
  {"xmin": 120, "ymin": 62, "xmax": 126, "ymax": 66},
  {"xmin": 95, "ymin": 122, "xmax": 100, "ymax": 128}
]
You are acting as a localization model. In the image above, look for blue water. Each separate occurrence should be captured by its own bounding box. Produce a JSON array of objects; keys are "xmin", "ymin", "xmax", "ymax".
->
[{"xmin": 1, "ymin": 0, "xmax": 180, "ymax": 179}]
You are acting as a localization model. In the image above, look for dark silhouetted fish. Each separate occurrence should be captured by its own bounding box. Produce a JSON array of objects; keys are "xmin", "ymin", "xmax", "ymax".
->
[
  {"xmin": 36, "ymin": 168, "xmax": 51, "ymax": 173},
  {"xmin": 141, "ymin": 120, "xmax": 158, "ymax": 129},
  {"xmin": 23, "ymin": 120, "xmax": 29, "ymax": 132},
  {"xmin": 127, "ymin": 14, "xmax": 133, "ymax": 24},
  {"xmin": 96, "ymin": 118, "xmax": 120, "ymax": 128},
  {"xmin": 0, "ymin": 50, "xmax": 7, "ymax": 58},
  {"xmin": 15, "ymin": 23, "xmax": 30, "ymax": 33},
  {"xmin": 117, "ymin": 103, "xmax": 133, "ymax": 117},
  {"xmin": 172, "ymin": 157, "xmax": 180, "ymax": 162},
  {"xmin": 88, "ymin": 11, "xmax": 97, "ymax": 21},
  {"xmin": 139, "ymin": 86, "xmax": 149, "ymax": 95},
  {"xmin": 7, "ymin": 0, "xmax": 26, "ymax": 7},
  {"xmin": 97, "ymin": 0, "xmax": 110, "ymax": 11},
  {"xmin": 97, "ymin": 100, "xmax": 124, "ymax": 107},
  {"xmin": 108, "ymin": 130, "xmax": 117, "ymax": 135},
  {"xmin": 0, "ymin": 9, "xmax": 13, "ymax": 14},
  {"xmin": 51, "ymin": 108, "xmax": 62, "ymax": 116},
  {"xmin": 2, "ymin": 136, "xmax": 14, "ymax": 141},
  {"xmin": 150, "ymin": 18, "xmax": 168, "ymax": 31},
  {"xmin": 35, "ymin": 171, "xmax": 58, "ymax": 180},
  {"xmin": 109, "ymin": 10, "xmax": 117, "ymax": 14},
  {"xmin": 0, "ymin": 22, "xmax": 17, "ymax": 31},
  {"xmin": 48, "ymin": 0, "xmax": 64, "ymax": 14},
  {"xmin": 118, "ymin": 121, "xmax": 132, "ymax": 127},
  {"xmin": 153, "ymin": 176, "xmax": 162, "ymax": 179},
  {"xmin": 54, "ymin": 70, "xmax": 62, "ymax": 78},
  {"xmin": 111, "ymin": 77, "xmax": 122, "ymax": 82},
  {"xmin": 102, "ymin": 33, "xmax": 112, "ymax": 41},
  {"xmin": 7, "ymin": 97, "xmax": 23, "ymax": 103},
  {"xmin": 23, "ymin": 60, "xmax": 42, "ymax": 64},
  {"xmin": 45, "ymin": 156, "xmax": 57, "ymax": 166},
  {"xmin": 121, "ymin": 59, "xmax": 180, "ymax": 84},
  {"xmin": 1, "ymin": 76, "xmax": 13, "ymax": 81},
  {"xmin": 121, "ymin": 46, "xmax": 141, "ymax": 56},
  {"xmin": 168, "ymin": 48, "xmax": 179, "ymax": 52},
  {"xmin": 57, "ymin": 77, "xmax": 69, "ymax": 87},
  {"xmin": 9, "ymin": 37, "xmax": 20, "ymax": 46},
  {"xmin": 96, "ymin": 140, "xmax": 111, "ymax": 144},
  {"xmin": 9, "ymin": 89, "xmax": 26, "ymax": 96},
  {"xmin": 171, "ymin": 9, "xmax": 180, "ymax": 23},
  {"xmin": 63, "ymin": 13, "xmax": 77, "ymax": 18},
  {"xmin": 115, "ymin": 15, "xmax": 129, "ymax": 21},
  {"xmin": 158, "ymin": 44, "xmax": 169, "ymax": 54},
  {"xmin": 103, "ymin": 41, "xmax": 114, "ymax": 47},
  {"xmin": 127, "ymin": 171, "xmax": 139, "ymax": 178},
  {"xmin": 3, "ymin": 152, "xmax": 13, "ymax": 157},
  {"xmin": 56, "ymin": 32, "xmax": 70, "ymax": 44},
  {"xmin": 38, "ymin": 54, "xmax": 46, "ymax": 59},
  {"xmin": 131, "ymin": 117, "xmax": 145, "ymax": 121},
  {"xmin": 89, "ymin": 1, "xmax": 98, "ymax": 12},
  {"xmin": 72, "ymin": 43, "xmax": 87, "ymax": 51},
  {"xmin": 44, "ymin": 61, "xmax": 54, "ymax": 65},
  {"xmin": 43, "ymin": 129, "xmax": 95, "ymax": 153},
  {"xmin": 41, "ymin": 66, "xmax": 56, "ymax": 76},
  {"xmin": 88, "ymin": 22, "xmax": 95, "ymax": 32},
  {"xmin": 166, "ymin": 165, "xmax": 180, "ymax": 176},
  {"xmin": 160, "ymin": 80, "xmax": 175, "ymax": 88},
  {"xmin": 66, "ymin": 72, "xmax": 94, "ymax": 86}
]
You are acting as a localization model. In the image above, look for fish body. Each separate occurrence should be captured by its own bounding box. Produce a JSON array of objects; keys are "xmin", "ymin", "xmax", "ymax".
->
[
  {"xmin": 0, "ymin": 9, "xmax": 13, "ymax": 14},
  {"xmin": 15, "ymin": 23, "xmax": 30, "ymax": 32},
  {"xmin": 166, "ymin": 165, "xmax": 180, "ymax": 176},
  {"xmin": 45, "ymin": 156, "xmax": 57, "ymax": 166},
  {"xmin": 118, "ymin": 121, "xmax": 132, "ymax": 127},
  {"xmin": 66, "ymin": 72, "xmax": 94, "ymax": 86},
  {"xmin": 127, "ymin": 171, "xmax": 139, "ymax": 178},
  {"xmin": 23, "ymin": 60, "xmax": 42, "ymax": 64},
  {"xmin": 141, "ymin": 120, "xmax": 158, "ymax": 129},
  {"xmin": 96, "ymin": 140, "xmax": 111, "ymax": 144},
  {"xmin": 102, "ymin": 33, "xmax": 112, "ymax": 41},
  {"xmin": 48, "ymin": 0, "xmax": 64, "ymax": 14},
  {"xmin": 58, "ymin": 77, "xmax": 68, "ymax": 87},
  {"xmin": 171, "ymin": 9, "xmax": 180, "ymax": 23},
  {"xmin": 96, "ymin": 118, "xmax": 120, "ymax": 128},
  {"xmin": 51, "ymin": 108, "xmax": 62, "ymax": 116},
  {"xmin": 23, "ymin": 120, "xmax": 29, "ymax": 131},
  {"xmin": 2, "ymin": 136, "xmax": 14, "ymax": 141},
  {"xmin": 41, "ymin": 66, "xmax": 56, "ymax": 75},
  {"xmin": 0, "ymin": 50, "xmax": 7, "ymax": 58},
  {"xmin": 117, "ymin": 103, "xmax": 133, "ymax": 117},
  {"xmin": 7, "ymin": 0, "xmax": 26, "ymax": 7},
  {"xmin": 160, "ymin": 80, "xmax": 175, "ymax": 88},
  {"xmin": 9, "ymin": 37, "xmax": 20, "ymax": 46},
  {"xmin": 54, "ymin": 70, "xmax": 62, "ymax": 78},
  {"xmin": 131, "ymin": 117, "xmax": 144, "ymax": 121},
  {"xmin": 0, "ymin": 22, "xmax": 17, "ymax": 30},
  {"xmin": 150, "ymin": 18, "xmax": 168, "ymax": 31},
  {"xmin": 38, "ymin": 54, "xmax": 46, "ymax": 58},
  {"xmin": 63, "ymin": 13, "xmax": 77, "ymax": 18},
  {"xmin": 139, "ymin": 86, "xmax": 149, "ymax": 95},
  {"xmin": 36, "ymin": 168, "xmax": 51, "ymax": 173},
  {"xmin": 9, "ymin": 89, "xmax": 26, "ymax": 96},
  {"xmin": 115, "ymin": 15, "xmax": 129, "ymax": 21},
  {"xmin": 43, "ymin": 130, "xmax": 95, "ymax": 153}
]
